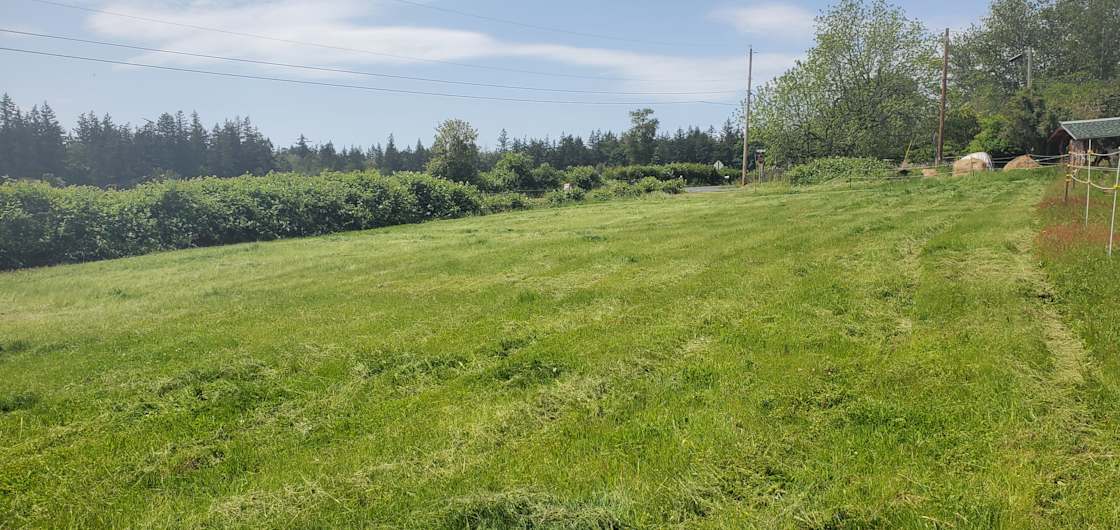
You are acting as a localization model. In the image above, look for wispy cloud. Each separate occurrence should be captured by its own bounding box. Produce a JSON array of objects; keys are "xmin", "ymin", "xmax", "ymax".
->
[
  {"xmin": 711, "ymin": 3, "xmax": 816, "ymax": 41},
  {"xmin": 80, "ymin": 0, "xmax": 797, "ymax": 99}
]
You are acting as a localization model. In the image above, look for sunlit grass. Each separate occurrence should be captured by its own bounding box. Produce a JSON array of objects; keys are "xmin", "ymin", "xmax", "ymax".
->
[{"xmin": 2, "ymin": 170, "xmax": 1117, "ymax": 528}]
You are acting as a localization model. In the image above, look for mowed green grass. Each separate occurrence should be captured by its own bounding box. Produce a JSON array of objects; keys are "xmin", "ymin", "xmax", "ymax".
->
[{"xmin": 3, "ymin": 171, "xmax": 1119, "ymax": 528}]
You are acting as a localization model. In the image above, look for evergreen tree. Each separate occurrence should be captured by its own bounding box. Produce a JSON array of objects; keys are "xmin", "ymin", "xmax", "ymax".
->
[
  {"xmin": 318, "ymin": 142, "xmax": 339, "ymax": 171},
  {"xmin": 30, "ymin": 102, "xmax": 65, "ymax": 179},
  {"xmin": 188, "ymin": 112, "xmax": 209, "ymax": 176},
  {"xmin": 368, "ymin": 143, "xmax": 384, "ymax": 169},
  {"xmin": 382, "ymin": 134, "xmax": 401, "ymax": 173},
  {"xmin": 0, "ymin": 94, "xmax": 24, "ymax": 177},
  {"xmin": 411, "ymin": 139, "xmax": 430, "ymax": 171},
  {"xmin": 497, "ymin": 128, "xmax": 510, "ymax": 153}
]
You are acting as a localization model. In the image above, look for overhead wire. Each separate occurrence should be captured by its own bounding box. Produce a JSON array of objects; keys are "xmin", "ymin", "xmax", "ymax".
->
[
  {"xmin": 25, "ymin": 0, "xmax": 746, "ymax": 83},
  {"xmin": 0, "ymin": 28, "xmax": 744, "ymax": 96},
  {"xmin": 0, "ymin": 46, "xmax": 739, "ymax": 107},
  {"xmin": 385, "ymin": 0, "xmax": 713, "ymax": 48}
]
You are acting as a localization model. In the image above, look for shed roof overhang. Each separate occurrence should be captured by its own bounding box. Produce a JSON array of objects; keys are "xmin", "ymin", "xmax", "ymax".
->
[{"xmin": 1058, "ymin": 117, "xmax": 1120, "ymax": 141}]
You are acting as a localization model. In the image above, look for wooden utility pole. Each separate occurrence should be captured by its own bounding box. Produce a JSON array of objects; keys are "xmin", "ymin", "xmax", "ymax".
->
[
  {"xmin": 1026, "ymin": 47, "xmax": 1033, "ymax": 91},
  {"xmin": 936, "ymin": 28, "xmax": 949, "ymax": 166},
  {"xmin": 741, "ymin": 46, "xmax": 753, "ymax": 186}
]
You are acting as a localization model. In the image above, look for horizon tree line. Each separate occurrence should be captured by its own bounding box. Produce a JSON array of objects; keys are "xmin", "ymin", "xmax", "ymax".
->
[{"xmin": 0, "ymin": 94, "xmax": 747, "ymax": 188}]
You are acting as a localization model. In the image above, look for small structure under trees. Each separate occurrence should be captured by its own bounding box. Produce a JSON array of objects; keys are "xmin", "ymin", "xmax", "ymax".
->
[{"xmin": 1051, "ymin": 117, "xmax": 1120, "ymax": 166}]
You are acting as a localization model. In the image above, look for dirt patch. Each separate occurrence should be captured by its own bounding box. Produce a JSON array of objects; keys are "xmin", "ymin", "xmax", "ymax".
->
[{"xmin": 1037, "ymin": 223, "xmax": 1113, "ymax": 256}]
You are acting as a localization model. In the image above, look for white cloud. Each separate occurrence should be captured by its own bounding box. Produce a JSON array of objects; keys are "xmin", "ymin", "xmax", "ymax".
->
[
  {"xmin": 79, "ymin": 0, "xmax": 799, "ymax": 100},
  {"xmin": 711, "ymin": 4, "xmax": 816, "ymax": 41}
]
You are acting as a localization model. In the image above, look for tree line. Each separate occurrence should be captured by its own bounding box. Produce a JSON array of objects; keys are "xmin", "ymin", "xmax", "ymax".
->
[
  {"xmin": 11, "ymin": 0, "xmax": 1103, "ymax": 183},
  {"xmin": 0, "ymin": 93, "xmax": 747, "ymax": 188}
]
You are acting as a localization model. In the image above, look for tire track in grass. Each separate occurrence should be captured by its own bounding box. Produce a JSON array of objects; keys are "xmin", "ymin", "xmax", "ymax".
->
[
  {"xmin": 912, "ymin": 180, "xmax": 1099, "ymax": 525},
  {"xmin": 1006, "ymin": 229, "xmax": 1108, "ymax": 524}
]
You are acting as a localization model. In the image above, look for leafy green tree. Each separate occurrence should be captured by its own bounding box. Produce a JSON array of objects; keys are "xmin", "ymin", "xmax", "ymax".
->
[
  {"xmin": 528, "ymin": 163, "xmax": 563, "ymax": 190},
  {"xmin": 952, "ymin": 0, "xmax": 1053, "ymax": 109},
  {"xmin": 427, "ymin": 119, "xmax": 480, "ymax": 183},
  {"xmin": 479, "ymin": 151, "xmax": 532, "ymax": 191},
  {"xmin": 966, "ymin": 115, "xmax": 1014, "ymax": 155},
  {"xmin": 623, "ymin": 108, "xmax": 658, "ymax": 164},
  {"xmin": 941, "ymin": 104, "xmax": 982, "ymax": 157},
  {"xmin": 1003, "ymin": 91, "xmax": 1057, "ymax": 153},
  {"xmin": 754, "ymin": 0, "xmax": 937, "ymax": 164},
  {"xmin": 954, "ymin": 0, "xmax": 1119, "ymax": 115}
]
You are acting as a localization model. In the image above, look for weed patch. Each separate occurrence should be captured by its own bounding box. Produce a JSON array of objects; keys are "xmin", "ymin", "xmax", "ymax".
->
[
  {"xmin": 442, "ymin": 490, "xmax": 626, "ymax": 530},
  {"xmin": 491, "ymin": 358, "xmax": 566, "ymax": 388},
  {"xmin": 0, "ymin": 392, "xmax": 38, "ymax": 413}
]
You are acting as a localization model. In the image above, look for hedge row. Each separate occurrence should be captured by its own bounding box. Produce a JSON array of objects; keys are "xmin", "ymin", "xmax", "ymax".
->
[
  {"xmin": 1, "ymin": 172, "xmax": 688, "ymax": 270},
  {"xmin": 0, "ymin": 171, "xmax": 481, "ymax": 269},
  {"xmin": 785, "ymin": 157, "xmax": 895, "ymax": 185},
  {"xmin": 545, "ymin": 177, "xmax": 686, "ymax": 205},
  {"xmin": 601, "ymin": 163, "xmax": 726, "ymax": 185},
  {"xmin": 478, "ymin": 178, "xmax": 685, "ymax": 212}
]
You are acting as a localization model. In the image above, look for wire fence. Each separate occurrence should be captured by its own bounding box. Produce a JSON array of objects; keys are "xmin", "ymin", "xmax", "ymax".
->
[
  {"xmin": 813, "ymin": 151, "xmax": 1119, "ymax": 259},
  {"xmin": 1065, "ymin": 148, "xmax": 1120, "ymax": 257}
]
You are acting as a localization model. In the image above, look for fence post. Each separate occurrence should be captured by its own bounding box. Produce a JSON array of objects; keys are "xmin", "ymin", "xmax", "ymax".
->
[
  {"xmin": 1085, "ymin": 168, "xmax": 1093, "ymax": 228},
  {"xmin": 1111, "ymin": 163, "xmax": 1120, "ymax": 258},
  {"xmin": 1085, "ymin": 140, "xmax": 1093, "ymax": 228}
]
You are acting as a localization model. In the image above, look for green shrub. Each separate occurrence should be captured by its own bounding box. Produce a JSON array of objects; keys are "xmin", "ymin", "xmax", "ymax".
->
[
  {"xmin": 478, "ymin": 169, "xmax": 514, "ymax": 193},
  {"xmin": 0, "ymin": 171, "xmax": 482, "ymax": 270},
  {"xmin": 602, "ymin": 165, "xmax": 662, "ymax": 182},
  {"xmin": 657, "ymin": 178, "xmax": 686, "ymax": 194},
  {"xmin": 785, "ymin": 157, "xmax": 894, "ymax": 186},
  {"xmin": 481, "ymin": 152, "xmax": 534, "ymax": 192},
  {"xmin": 481, "ymin": 192, "xmax": 531, "ymax": 214},
  {"xmin": 586, "ymin": 178, "xmax": 683, "ymax": 201},
  {"xmin": 562, "ymin": 166, "xmax": 603, "ymax": 190},
  {"xmin": 664, "ymin": 163, "xmax": 721, "ymax": 185},
  {"xmin": 0, "ymin": 167, "xmax": 692, "ymax": 270},
  {"xmin": 545, "ymin": 187, "xmax": 586, "ymax": 206},
  {"xmin": 528, "ymin": 163, "xmax": 564, "ymax": 191},
  {"xmin": 601, "ymin": 163, "xmax": 723, "ymax": 185},
  {"xmin": 393, "ymin": 172, "xmax": 482, "ymax": 219},
  {"xmin": 966, "ymin": 115, "xmax": 1015, "ymax": 157}
]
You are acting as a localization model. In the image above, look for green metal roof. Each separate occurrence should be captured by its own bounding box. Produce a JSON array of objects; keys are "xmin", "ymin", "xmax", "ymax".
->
[{"xmin": 1060, "ymin": 117, "xmax": 1120, "ymax": 140}]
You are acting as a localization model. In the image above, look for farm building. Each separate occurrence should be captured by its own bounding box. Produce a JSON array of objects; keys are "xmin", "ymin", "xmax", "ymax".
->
[{"xmin": 1050, "ymin": 117, "xmax": 1120, "ymax": 166}]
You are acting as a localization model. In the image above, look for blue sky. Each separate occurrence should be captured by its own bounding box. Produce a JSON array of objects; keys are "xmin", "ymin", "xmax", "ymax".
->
[{"xmin": 0, "ymin": 0, "xmax": 987, "ymax": 150}]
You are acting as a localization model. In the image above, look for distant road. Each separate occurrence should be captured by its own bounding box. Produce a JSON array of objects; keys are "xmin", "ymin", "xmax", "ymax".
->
[{"xmin": 685, "ymin": 185, "xmax": 737, "ymax": 193}]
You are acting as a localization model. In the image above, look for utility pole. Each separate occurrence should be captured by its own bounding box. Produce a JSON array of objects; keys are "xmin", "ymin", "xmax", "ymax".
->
[
  {"xmin": 1010, "ymin": 48, "xmax": 1033, "ymax": 92},
  {"xmin": 1027, "ymin": 47, "xmax": 1033, "ymax": 91},
  {"xmin": 936, "ymin": 28, "xmax": 949, "ymax": 166},
  {"xmin": 741, "ymin": 46, "xmax": 753, "ymax": 186}
]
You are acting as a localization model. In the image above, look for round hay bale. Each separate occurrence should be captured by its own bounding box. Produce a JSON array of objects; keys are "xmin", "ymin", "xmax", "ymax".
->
[
  {"xmin": 953, "ymin": 152, "xmax": 994, "ymax": 176},
  {"xmin": 1004, "ymin": 155, "xmax": 1040, "ymax": 171}
]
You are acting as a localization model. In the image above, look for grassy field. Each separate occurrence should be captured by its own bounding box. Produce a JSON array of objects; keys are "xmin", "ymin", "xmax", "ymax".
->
[{"xmin": 3, "ymin": 170, "xmax": 1120, "ymax": 528}]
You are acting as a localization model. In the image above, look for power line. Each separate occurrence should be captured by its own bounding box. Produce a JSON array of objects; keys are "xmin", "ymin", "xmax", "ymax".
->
[
  {"xmin": 25, "ymin": 0, "xmax": 744, "ymax": 83},
  {"xmin": 387, "ymin": 0, "xmax": 708, "ymax": 49},
  {"xmin": 0, "ymin": 46, "xmax": 738, "ymax": 107},
  {"xmin": 0, "ymin": 28, "xmax": 743, "ymax": 96}
]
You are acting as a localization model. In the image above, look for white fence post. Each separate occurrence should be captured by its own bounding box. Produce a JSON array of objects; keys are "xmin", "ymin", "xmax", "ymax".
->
[
  {"xmin": 1111, "ymin": 163, "xmax": 1120, "ymax": 258},
  {"xmin": 1086, "ymin": 139, "xmax": 1093, "ymax": 228}
]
